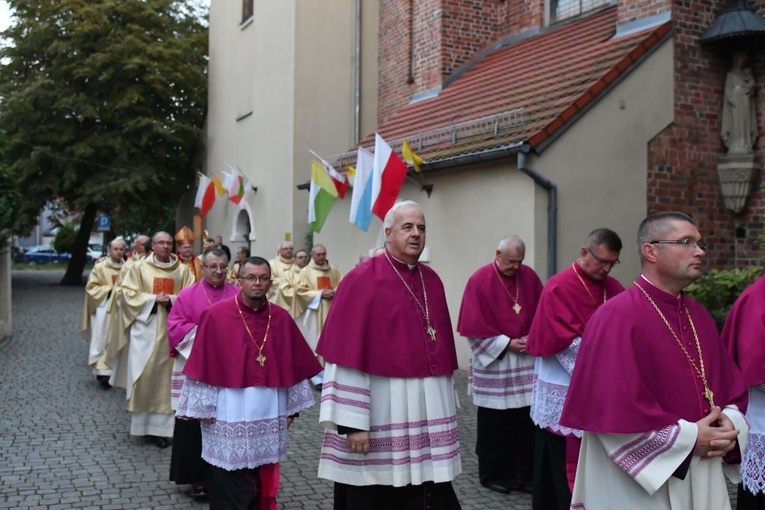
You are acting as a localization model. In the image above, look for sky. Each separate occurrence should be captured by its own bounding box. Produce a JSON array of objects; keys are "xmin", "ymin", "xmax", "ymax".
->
[
  {"xmin": 0, "ymin": 1, "xmax": 9, "ymax": 31},
  {"xmin": 0, "ymin": 1, "xmax": 210, "ymax": 31}
]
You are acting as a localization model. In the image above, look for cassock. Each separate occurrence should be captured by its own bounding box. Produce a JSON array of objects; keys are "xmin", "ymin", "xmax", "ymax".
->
[
  {"xmin": 721, "ymin": 274, "xmax": 765, "ymax": 509},
  {"xmin": 166, "ymin": 279, "xmax": 239, "ymax": 488},
  {"xmin": 316, "ymin": 252, "xmax": 462, "ymax": 509},
  {"xmin": 293, "ymin": 259, "xmax": 342, "ymax": 351},
  {"xmin": 525, "ymin": 262, "xmax": 624, "ymax": 508},
  {"xmin": 116, "ymin": 253, "xmax": 194, "ymax": 438},
  {"xmin": 560, "ymin": 278, "xmax": 749, "ymax": 509},
  {"xmin": 82, "ymin": 257, "xmax": 124, "ymax": 377},
  {"xmin": 457, "ymin": 262, "xmax": 543, "ymax": 490},
  {"xmin": 177, "ymin": 295, "xmax": 321, "ymax": 509}
]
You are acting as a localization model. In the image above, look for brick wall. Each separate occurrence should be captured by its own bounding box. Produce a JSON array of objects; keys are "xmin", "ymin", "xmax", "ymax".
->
[
  {"xmin": 378, "ymin": 0, "xmax": 544, "ymax": 124},
  {"xmin": 646, "ymin": 0, "xmax": 765, "ymax": 268},
  {"xmin": 617, "ymin": 0, "xmax": 671, "ymax": 25}
]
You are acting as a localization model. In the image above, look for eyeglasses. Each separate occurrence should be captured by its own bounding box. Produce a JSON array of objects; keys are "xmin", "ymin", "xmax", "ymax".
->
[
  {"xmin": 649, "ymin": 239, "xmax": 707, "ymax": 250},
  {"xmin": 203, "ymin": 264, "xmax": 228, "ymax": 272},
  {"xmin": 240, "ymin": 275, "xmax": 272, "ymax": 283},
  {"xmin": 154, "ymin": 241, "xmax": 172, "ymax": 246},
  {"xmin": 587, "ymin": 247, "xmax": 620, "ymax": 267}
]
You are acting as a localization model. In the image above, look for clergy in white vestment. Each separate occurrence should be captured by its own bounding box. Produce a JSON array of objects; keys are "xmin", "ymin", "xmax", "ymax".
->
[
  {"xmin": 316, "ymin": 201, "xmax": 462, "ymax": 510},
  {"xmin": 103, "ymin": 234, "xmax": 149, "ymax": 391},
  {"xmin": 560, "ymin": 212, "xmax": 749, "ymax": 510},
  {"xmin": 81, "ymin": 238, "xmax": 126, "ymax": 387},
  {"xmin": 271, "ymin": 249, "xmax": 308, "ymax": 312},
  {"xmin": 293, "ymin": 244, "xmax": 342, "ymax": 388},
  {"xmin": 115, "ymin": 231, "xmax": 194, "ymax": 447}
]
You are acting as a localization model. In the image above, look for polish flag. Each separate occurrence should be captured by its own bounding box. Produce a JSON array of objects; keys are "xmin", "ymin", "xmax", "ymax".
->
[{"xmin": 371, "ymin": 134, "xmax": 408, "ymax": 220}]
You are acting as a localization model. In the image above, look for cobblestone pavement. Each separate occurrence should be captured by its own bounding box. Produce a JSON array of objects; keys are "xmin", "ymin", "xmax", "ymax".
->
[{"xmin": 1, "ymin": 270, "xmax": 532, "ymax": 509}]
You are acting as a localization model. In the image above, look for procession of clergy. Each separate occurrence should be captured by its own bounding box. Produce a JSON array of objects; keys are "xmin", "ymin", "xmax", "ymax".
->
[{"xmin": 80, "ymin": 202, "xmax": 763, "ymax": 510}]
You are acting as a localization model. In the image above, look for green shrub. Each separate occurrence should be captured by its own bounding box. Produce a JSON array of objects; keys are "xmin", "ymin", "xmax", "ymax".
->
[
  {"xmin": 685, "ymin": 266, "xmax": 763, "ymax": 330},
  {"xmin": 52, "ymin": 222, "xmax": 77, "ymax": 254}
]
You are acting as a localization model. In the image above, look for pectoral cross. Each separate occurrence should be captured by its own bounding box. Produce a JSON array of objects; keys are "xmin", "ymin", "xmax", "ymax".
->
[
  {"xmin": 427, "ymin": 325, "xmax": 437, "ymax": 342},
  {"xmin": 257, "ymin": 353, "xmax": 267, "ymax": 367},
  {"xmin": 513, "ymin": 303, "xmax": 522, "ymax": 315},
  {"xmin": 704, "ymin": 386, "xmax": 715, "ymax": 407}
]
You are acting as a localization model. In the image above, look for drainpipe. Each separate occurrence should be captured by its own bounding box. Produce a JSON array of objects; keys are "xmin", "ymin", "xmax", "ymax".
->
[
  {"xmin": 517, "ymin": 151, "xmax": 558, "ymax": 278},
  {"xmin": 353, "ymin": 0, "xmax": 362, "ymax": 143}
]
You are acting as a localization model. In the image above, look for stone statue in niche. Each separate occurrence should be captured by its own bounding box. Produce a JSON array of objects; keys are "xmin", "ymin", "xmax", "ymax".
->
[{"xmin": 721, "ymin": 51, "xmax": 758, "ymax": 155}]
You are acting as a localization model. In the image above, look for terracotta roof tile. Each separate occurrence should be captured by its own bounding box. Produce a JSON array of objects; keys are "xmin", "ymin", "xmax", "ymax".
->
[{"xmin": 346, "ymin": 6, "xmax": 672, "ymax": 169}]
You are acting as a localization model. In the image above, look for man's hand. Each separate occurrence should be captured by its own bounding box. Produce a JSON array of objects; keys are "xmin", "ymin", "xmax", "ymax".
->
[
  {"xmin": 694, "ymin": 407, "xmax": 739, "ymax": 458},
  {"xmin": 155, "ymin": 292, "xmax": 171, "ymax": 305},
  {"xmin": 321, "ymin": 289, "xmax": 335, "ymax": 300},
  {"xmin": 347, "ymin": 430, "xmax": 370, "ymax": 455},
  {"xmin": 507, "ymin": 336, "xmax": 528, "ymax": 354}
]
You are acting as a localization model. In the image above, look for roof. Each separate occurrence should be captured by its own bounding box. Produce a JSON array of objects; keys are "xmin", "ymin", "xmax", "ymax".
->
[{"xmin": 338, "ymin": 6, "xmax": 672, "ymax": 170}]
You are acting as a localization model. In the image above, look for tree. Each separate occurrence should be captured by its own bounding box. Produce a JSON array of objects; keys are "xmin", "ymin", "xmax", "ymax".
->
[{"xmin": 0, "ymin": 0, "xmax": 208, "ymax": 284}]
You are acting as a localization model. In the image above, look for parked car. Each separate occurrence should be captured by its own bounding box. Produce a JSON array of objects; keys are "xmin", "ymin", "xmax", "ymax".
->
[
  {"xmin": 22, "ymin": 245, "xmax": 72, "ymax": 264},
  {"xmin": 11, "ymin": 246, "xmax": 25, "ymax": 263},
  {"xmin": 87, "ymin": 244, "xmax": 104, "ymax": 261}
]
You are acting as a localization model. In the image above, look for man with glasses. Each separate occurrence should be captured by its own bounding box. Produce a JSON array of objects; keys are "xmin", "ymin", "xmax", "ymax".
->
[
  {"xmin": 457, "ymin": 235, "xmax": 543, "ymax": 495},
  {"xmin": 167, "ymin": 248, "xmax": 239, "ymax": 501},
  {"xmin": 526, "ymin": 228, "xmax": 625, "ymax": 510},
  {"xmin": 116, "ymin": 231, "xmax": 195, "ymax": 448},
  {"xmin": 177, "ymin": 256, "xmax": 321, "ymax": 509},
  {"xmin": 560, "ymin": 211, "xmax": 748, "ymax": 509}
]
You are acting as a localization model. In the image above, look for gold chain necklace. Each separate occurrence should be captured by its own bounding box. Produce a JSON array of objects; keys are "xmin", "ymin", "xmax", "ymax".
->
[
  {"xmin": 492, "ymin": 261, "xmax": 522, "ymax": 314},
  {"xmin": 384, "ymin": 251, "xmax": 437, "ymax": 341},
  {"xmin": 572, "ymin": 262, "xmax": 606, "ymax": 305},
  {"xmin": 634, "ymin": 282, "xmax": 715, "ymax": 407},
  {"xmin": 235, "ymin": 295, "xmax": 272, "ymax": 366}
]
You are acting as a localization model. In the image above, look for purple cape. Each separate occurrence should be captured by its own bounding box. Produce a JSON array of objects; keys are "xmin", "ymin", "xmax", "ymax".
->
[
  {"xmin": 183, "ymin": 296, "xmax": 322, "ymax": 389},
  {"xmin": 167, "ymin": 280, "xmax": 239, "ymax": 355},
  {"xmin": 457, "ymin": 262, "xmax": 543, "ymax": 339},
  {"xmin": 560, "ymin": 282, "xmax": 748, "ymax": 433},
  {"xmin": 526, "ymin": 263, "xmax": 624, "ymax": 356},
  {"xmin": 315, "ymin": 252, "xmax": 458, "ymax": 378},
  {"xmin": 721, "ymin": 274, "xmax": 765, "ymax": 388}
]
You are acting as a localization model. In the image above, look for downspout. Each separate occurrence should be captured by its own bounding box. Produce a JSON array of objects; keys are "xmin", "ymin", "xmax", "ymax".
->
[
  {"xmin": 517, "ymin": 152, "xmax": 558, "ymax": 278},
  {"xmin": 353, "ymin": 0, "xmax": 362, "ymax": 143}
]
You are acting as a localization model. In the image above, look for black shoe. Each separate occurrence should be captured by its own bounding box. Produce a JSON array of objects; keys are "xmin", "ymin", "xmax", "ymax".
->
[
  {"xmin": 154, "ymin": 437, "xmax": 171, "ymax": 449},
  {"xmin": 480, "ymin": 481, "xmax": 511, "ymax": 494},
  {"xmin": 190, "ymin": 485, "xmax": 208, "ymax": 499},
  {"xmin": 313, "ymin": 383, "xmax": 323, "ymax": 391},
  {"xmin": 96, "ymin": 375, "xmax": 111, "ymax": 389}
]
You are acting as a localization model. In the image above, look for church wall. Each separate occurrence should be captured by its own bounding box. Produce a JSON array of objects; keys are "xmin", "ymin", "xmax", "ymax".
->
[
  {"xmin": 204, "ymin": 0, "xmax": 297, "ymax": 259},
  {"xmin": 205, "ymin": 1, "xmax": 372, "ymax": 261},
  {"xmin": 533, "ymin": 38, "xmax": 674, "ymax": 287}
]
